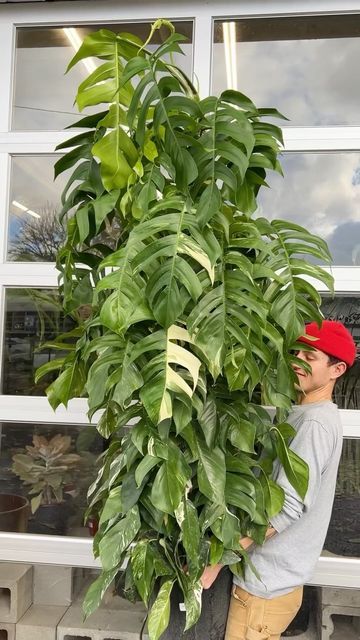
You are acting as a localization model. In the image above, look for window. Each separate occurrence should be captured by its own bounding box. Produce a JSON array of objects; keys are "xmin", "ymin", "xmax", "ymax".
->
[
  {"xmin": 325, "ymin": 439, "xmax": 360, "ymax": 558},
  {"xmin": 0, "ymin": 421, "xmax": 103, "ymax": 536},
  {"xmin": 8, "ymin": 156, "xmax": 68, "ymax": 262},
  {"xmin": 256, "ymin": 152, "xmax": 360, "ymax": 266},
  {"xmin": 213, "ymin": 15, "xmax": 360, "ymax": 126},
  {"xmin": 1, "ymin": 288, "xmax": 74, "ymax": 396},
  {"xmin": 0, "ymin": 1, "xmax": 359, "ymax": 598},
  {"xmin": 13, "ymin": 21, "xmax": 194, "ymax": 131},
  {"xmin": 322, "ymin": 296, "xmax": 360, "ymax": 410}
]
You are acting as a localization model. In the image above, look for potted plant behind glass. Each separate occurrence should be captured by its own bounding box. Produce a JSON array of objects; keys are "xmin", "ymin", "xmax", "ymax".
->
[
  {"xmin": 12, "ymin": 433, "xmax": 83, "ymax": 535},
  {"xmin": 36, "ymin": 20, "xmax": 334, "ymax": 639},
  {"xmin": 324, "ymin": 438, "xmax": 360, "ymax": 557}
]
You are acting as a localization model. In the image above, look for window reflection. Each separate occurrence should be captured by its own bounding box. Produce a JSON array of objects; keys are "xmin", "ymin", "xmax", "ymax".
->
[
  {"xmin": 213, "ymin": 15, "xmax": 360, "ymax": 126},
  {"xmin": 322, "ymin": 297, "xmax": 360, "ymax": 410},
  {"xmin": 8, "ymin": 155, "xmax": 69, "ymax": 262},
  {"xmin": 13, "ymin": 22, "xmax": 193, "ymax": 131},
  {"xmin": 0, "ymin": 422, "xmax": 103, "ymax": 536},
  {"xmin": 256, "ymin": 152, "xmax": 360, "ymax": 266},
  {"xmin": 324, "ymin": 439, "xmax": 360, "ymax": 558},
  {"xmin": 2, "ymin": 288, "xmax": 75, "ymax": 396}
]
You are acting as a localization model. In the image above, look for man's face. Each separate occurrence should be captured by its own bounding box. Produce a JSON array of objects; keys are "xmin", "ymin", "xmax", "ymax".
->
[{"xmin": 292, "ymin": 348, "xmax": 338, "ymax": 395}]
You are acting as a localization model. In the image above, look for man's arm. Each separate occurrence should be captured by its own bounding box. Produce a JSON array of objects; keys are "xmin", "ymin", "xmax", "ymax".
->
[{"xmin": 201, "ymin": 525, "xmax": 277, "ymax": 589}]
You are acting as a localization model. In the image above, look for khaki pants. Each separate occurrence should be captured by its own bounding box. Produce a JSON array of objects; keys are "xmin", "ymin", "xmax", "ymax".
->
[{"xmin": 225, "ymin": 584, "xmax": 303, "ymax": 640}]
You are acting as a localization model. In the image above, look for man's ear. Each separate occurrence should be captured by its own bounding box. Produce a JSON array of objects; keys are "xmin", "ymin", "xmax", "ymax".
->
[{"xmin": 331, "ymin": 361, "xmax": 347, "ymax": 380}]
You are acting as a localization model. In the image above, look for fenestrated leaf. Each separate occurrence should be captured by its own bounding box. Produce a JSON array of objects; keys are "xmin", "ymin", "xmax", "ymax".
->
[
  {"xmin": 131, "ymin": 198, "xmax": 215, "ymax": 327},
  {"xmin": 134, "ymin": 327, "xmax": 201, "ymax": 425}
]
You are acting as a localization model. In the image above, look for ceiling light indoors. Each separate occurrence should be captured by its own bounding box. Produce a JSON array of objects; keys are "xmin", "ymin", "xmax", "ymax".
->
[
  {"xmin": 63, "ymin": 27, "xmax": 97, "ymax": 74},
  {"xmin": 12, "ymin": 200, "xmax": 41, "ymax": 219},
  {"xmin": 223, "ymin": 21, "xmax": 238, "ymax": 90}
]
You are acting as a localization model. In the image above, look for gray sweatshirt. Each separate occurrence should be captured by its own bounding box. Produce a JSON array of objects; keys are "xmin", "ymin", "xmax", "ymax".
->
[{"xmin": 233, "ymin": 400, "xmax": 343, "ymax": 598}]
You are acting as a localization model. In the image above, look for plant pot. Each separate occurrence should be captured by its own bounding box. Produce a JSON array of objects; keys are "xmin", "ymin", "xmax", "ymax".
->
[
  {"xmin": 0, "ymin": 494, "xmax": 29, "ymax": 532},
  {"xmin": 324, "ymin": 495, "xmax": 360, "ymax": 557},
  {"xmin": 27, "ymin": 500, "xmax": 74, "ymax": 536},
  {"xmin": 150, "ymin": 567, "xmax": 232, "ymax": 640}
]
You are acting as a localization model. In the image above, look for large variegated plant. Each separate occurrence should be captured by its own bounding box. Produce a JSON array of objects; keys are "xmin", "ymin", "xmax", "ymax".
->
[{"xmin": 37, "ymin": 20, "xmax": 333, "ymax": 639}]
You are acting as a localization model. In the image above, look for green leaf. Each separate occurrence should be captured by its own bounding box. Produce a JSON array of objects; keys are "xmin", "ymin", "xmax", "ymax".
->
[
  {"xmin": 197, "ymin": 397, "xmax": 218, "ymax": 449},
  {"xmin": 137, "ymin": 327, "xmax": 201, "ymax": 425},
  {"xmin": 228, "ymin": 420, "xmax": 255, "ymax": 454},
  {"xmin": 99, "ymin": 486, "xmax": 122, "ymax": 526},
  {"xmin": 97, "ymin": 404, "xmax": 117, "ymax": 438},
  {"xmin": 147, "ymin": 579, "xmax": 174, "ymax": 640},
  {"xmin": 46, "ymin": 361, "xmax": 86, "ymax": 410},
  {"xmin": 30, "ymin": 493, "xmax": 42, "ymax": 514},
  {"xmin": 131, "ymin": 540, "xmax": 154, "ymax": 606},
  {"xmin": 150, "ymin": 446, "xmax": 191, "ymax": 513},
  {"xmin": 184, "ymin": 582, "xmax": 203, "ymax": 631},
  {"xmin": 175, "ymin": 498, "xmax": 201, "ymax": 575},
  {"xmin": 35, "ymin": 358, "xmax": 65, "ymax": 383},
  {"xmin": 268, "ymin": 479, "xmax": 285, "ymax": 518},
  {"xmin": 135, "ymin": 454, "xmax": 161, "ymax": 487},
  {"xmin": 83, "ymin": 567, "xmax": 119, "ymax": 620},
  {"xmin": 92, "ymin": 129, "xmax": 137, "ymax": 191},
  {"xmin": 272, "ymin": 428, "xmax": 309, "ymax": 500},
  {"xmin": 197, "ymin": 443, "xmax": 226, "ymax": 504},
  {"xmin": 99, "ymin": 505, "xmax": 140, "ymax": 571},
  {"xmin": 225, "ymin": 474, "xmax": 258, "ymax": 520}
]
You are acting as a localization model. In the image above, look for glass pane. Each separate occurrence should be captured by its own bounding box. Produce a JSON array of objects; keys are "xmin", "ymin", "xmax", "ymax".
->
[
  {"xmin": 8, "ymin": 155, "xmax": 68, "ymax": 262},
  {"xmin": 321, "ymin": 296, "xmax": 360, "ymax": 410},
  {"xmin": 0, "ymin": 422, "xmax": 103, "ymax": 536},
  {"xmin": 13, "ymin": 22, "xmax": 193, "ymax": 131},
  {"xmin": 213, "ymin": 16, "xmax": 360, "ymax": 126},
  {"xmin": 1, "ymin": 288, "xmax": 75, "ymax": 396},
  {"xmin": 256, "ymin": 152, "xmax": 360, "ymax": 266},
  {"xmin": 324, "ymin": 439, "xmax": 360, "ymax": 558}
]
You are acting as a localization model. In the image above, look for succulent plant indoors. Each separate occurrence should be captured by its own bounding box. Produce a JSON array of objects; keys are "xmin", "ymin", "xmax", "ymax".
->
[
  {"xmin": 12, "ymin": 434, "xmax": 82, "ymax": 513},
  {"xmin": 36, "ymin": 19, "xmax": 333, "ymax": 639}
]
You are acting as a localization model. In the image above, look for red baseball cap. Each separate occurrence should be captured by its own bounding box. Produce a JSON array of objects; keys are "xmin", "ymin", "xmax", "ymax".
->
[{"xmin": 297, "ymin": 320, "xmax": 357, "ymax": 367}]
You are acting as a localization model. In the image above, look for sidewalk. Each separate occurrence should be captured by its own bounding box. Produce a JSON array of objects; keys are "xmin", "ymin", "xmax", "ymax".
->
[{"xmin": 282, "ymin": 612, "xmax": 360, "ymax": 639}]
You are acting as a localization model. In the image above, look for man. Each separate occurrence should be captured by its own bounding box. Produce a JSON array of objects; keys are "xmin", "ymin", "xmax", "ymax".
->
[{"xmin": 201, "ymin": 320, "xmax": 356, "ymax": 640}]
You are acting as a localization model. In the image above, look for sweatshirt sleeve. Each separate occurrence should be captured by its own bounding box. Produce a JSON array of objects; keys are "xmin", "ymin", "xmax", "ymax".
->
[{"xmin": 269, "ymin": 419, "xmax": 335, "ymax": 534}]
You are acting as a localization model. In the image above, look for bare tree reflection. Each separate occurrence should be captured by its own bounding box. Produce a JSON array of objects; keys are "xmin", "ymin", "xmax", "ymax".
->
[{"xmin": 9, "ymin": 207, "xmax": 65, "ymax": 262}]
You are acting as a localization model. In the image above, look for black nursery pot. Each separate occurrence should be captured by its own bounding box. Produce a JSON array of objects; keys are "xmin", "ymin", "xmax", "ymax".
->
[
  {"xmin": 28, "ymin": 500, "xmax": 74, "ymax": 535},
  {"xmin": 152, "ymin": 567, "xmax": 233, "ymax": 640}
]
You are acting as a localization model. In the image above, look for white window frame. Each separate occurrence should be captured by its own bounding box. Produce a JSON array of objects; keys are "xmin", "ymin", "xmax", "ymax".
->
[{"xmin": 0, "ymin": 0, "xmax": 359, "ymax": 587}]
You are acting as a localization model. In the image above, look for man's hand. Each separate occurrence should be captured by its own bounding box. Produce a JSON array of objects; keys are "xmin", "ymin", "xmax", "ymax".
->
[{"xmin": 200, "ymin": 563, "xmax": 223, "ymax": 589}]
